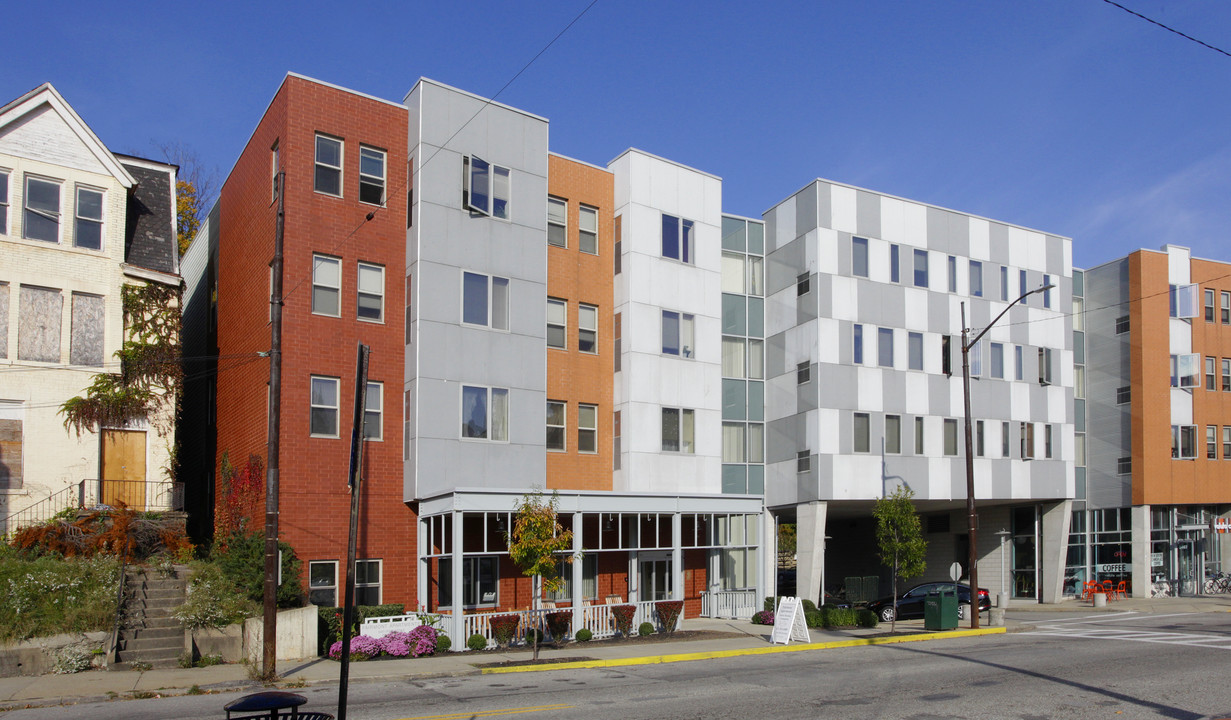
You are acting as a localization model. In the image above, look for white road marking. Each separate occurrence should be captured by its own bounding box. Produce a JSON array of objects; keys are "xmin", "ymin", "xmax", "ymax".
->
[{"xmin": 1029, "ymin": 613, "xmax": 1231, "ymax": 650}]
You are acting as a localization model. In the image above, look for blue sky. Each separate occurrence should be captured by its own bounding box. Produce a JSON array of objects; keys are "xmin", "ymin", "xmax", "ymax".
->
[{"xmin": 6, "ymin": 1, "xmax": 1230, "ymax": 269}]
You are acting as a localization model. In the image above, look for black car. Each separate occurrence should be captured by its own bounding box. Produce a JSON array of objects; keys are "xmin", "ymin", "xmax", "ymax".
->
[{"xmin": 867, "ymin": 582, "xmax": 990, "ymax": 622}]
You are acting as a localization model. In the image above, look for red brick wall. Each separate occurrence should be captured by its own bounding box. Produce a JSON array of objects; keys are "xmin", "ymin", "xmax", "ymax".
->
[{"xmin": 214, "ymin": 75, "xmax": 415, "ymax": 606}]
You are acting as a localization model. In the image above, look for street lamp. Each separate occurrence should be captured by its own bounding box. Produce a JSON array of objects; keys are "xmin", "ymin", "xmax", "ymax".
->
[{"xmin": 961, "ymin": 283, "xmax": 1053, "ymax": 629}]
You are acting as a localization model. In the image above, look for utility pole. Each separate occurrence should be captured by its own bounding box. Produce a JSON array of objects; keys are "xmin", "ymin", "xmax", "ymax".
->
[
  {"xmin": 262, "ymin": 171, "xmax": 285, "ymax": 679},
  {"xmin": 337, "ymin": 344, "xmax": 371, "ymax": 720}
]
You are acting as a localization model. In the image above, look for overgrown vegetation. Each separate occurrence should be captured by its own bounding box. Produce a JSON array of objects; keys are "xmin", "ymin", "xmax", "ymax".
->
[
  {"xmin": 0, "ymin": 548, "xmax": 120, "ymax": 642},
  {"xmin": 9, "ymin": 505, "xmax": 193, "ymax": 562},
  {"xmin": 173, "ymin": 561, "xmax": 255, "ymax": 630}
]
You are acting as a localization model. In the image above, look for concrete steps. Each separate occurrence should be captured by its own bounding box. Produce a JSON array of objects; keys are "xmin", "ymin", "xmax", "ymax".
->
[{"xmin": 111, "ymin": 567, "xmax": 188, "ymax": 670}]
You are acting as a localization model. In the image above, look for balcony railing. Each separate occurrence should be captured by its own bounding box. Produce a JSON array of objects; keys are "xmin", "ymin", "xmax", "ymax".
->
[
  {"xmin": 1, "ymin": 479, "xmax": 184, "ymax": 534},
  {"xmin": 700, "ymin": 589, "xmax": 758, "ymax": 619}
]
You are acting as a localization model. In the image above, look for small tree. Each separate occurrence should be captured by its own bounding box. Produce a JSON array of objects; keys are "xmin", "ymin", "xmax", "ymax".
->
[
  {"xmin": 505, "ymin": 490, "xmax": 574, "ymax": 660},
  {"xmin": 873, "ymin": 484, "xmax": 926, "ymax": 633}
]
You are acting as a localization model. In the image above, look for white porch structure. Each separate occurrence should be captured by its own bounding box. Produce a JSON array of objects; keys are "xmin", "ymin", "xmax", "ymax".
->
[{"xmin": 416, "ymin": 488, "xmax": 766, "ymax": 644}]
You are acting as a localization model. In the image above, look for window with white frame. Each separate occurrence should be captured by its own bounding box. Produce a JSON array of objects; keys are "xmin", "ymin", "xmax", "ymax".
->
[
  {"xmin": 312, "ymin": 255, "xmax": 341, "ymax": 316},
  {"xmin": 749, "ymin": 339, "xmax": 763, "ymax": 379},
  {"xmin": 914, "ymin": 416, "xmax": 924, "ymax": 454},
  {"xmin": 0, "ymin": 169, "xmax": 9, "ymax": 233},
  {"xmin": 885, "ymin": 414, "xmax": 901, "ymax": 454},
  {"xmin": 1042, "ymin": 274, "xmax": 1052, "ymax": 308},
  {"xmin": 748, "ymin": 256, "xmax": 764, "ymax": 296},
  {"xmin": 1038, "ymin": 347, "xmax": 1052, "ymax": 385},
  {"xmin": 941, "ymin": 335, "xmax": 951, "ymax": 375},
  {"xmin": 943, "ymin": 418, "xmax": 958, "ymax": 456},
  {"xmin": 578, "ymin": 403, "xmax": 597, "ymax": 453},
  {"xmin": 547, "ymin": 196, "xmax": 567, "ymax": 247},
  {"xmin": 1019, "ymin": 269, "xmax": 1028, "ymax": 299},
  {"xmin": 462, "ymin": 271, "xmax": 509, "ymax": 330},
  {"xmin": 723, "ymin": 336, "xmax": 746, "ymax": 377},
  {"xmin": 1170, "ymin": 283, "xmax": 1199, "ymax": 319},
  {"xmin": 661, "ymin": 213, "xmax": 694, "ymax": 263},
  {"xmin": 1206, "ymin": 289, "xmax": 1216, "ymax": 323},
  {"xmin": 797, "ymin": 361, "xmax": 811, "ymax": 385},
  {"xmin": 797, "ymin": 272, "xmax": 810, "ymax": 296},
  {"xmin": 358, "ymin": 146, "xmax": 386, "ymax": 205},
  {"xmin": 723, "ymin": 253, "xmax": 745, "ymax": 293},
  {"xmin": 852, "ymin": 237, "xmax": 868, "ymax": 277},
  {"xmin": 1224, "ymin": 426, "xmax": 1231, "ymax": 459},
  {"xmin": 976, "ymin": 420, "xmax": 985, "ymax": 456},
  {"xmin": 438, "ymin": 556, "xmax": 499, "ymax": 608},
  {"xmin": 1021, "ymin": 422, "xmax": 1035, "ymax": 459},
  {"xmin": 579, "ymin": 205, "xmax": 598, "ymax": 254},
  {"xmin": 1117, "ymin": 386, "xmax": 1131, "ymax": 405},
  {"xmin": 546, "ymin": 400, "xmax": 565, "ymax": 451},
  {"xmin": 947, "ymin": 256, "xmax": 957, "ymax": 293},
  {"xmin": 462, "ymin": 385, "xmax": 508, "ymax": 441},
  {"xmin": 465, "ymin": 156, "xmax": 510, "ymax": 219},
  {"xmin": 1172, "ymin": 424, "xmax": 1197, "ymax": 459},
  {"xmin": 854, "ymin": 324, "xmax": 864, "ymax": 365},
  {"xmin": 1117, "ymin": 457, "xmax": 1131, "ymax": 475},
  {"xmin": 970, "ymin": 260, "xmax": 983, "ymax": 297},
  {"xmin": 310, "ymin": 376, "xmax": 340, "ymax": 437},
  {"xmin": 1208, "ymin": 425, "xmax": 1217, "ymax": 459},
  {"xmin": 991, "ymin": 342, "xmax": 1004, "ymax": 379},
  {"xmin": 890, "ymin": 244, "xmax": 900, "ymax": 283},
  {"xmin": 1115, "ymin": 315, "xmax": 1129, "ymax": 334},
  {"xmin": 578, "ymin": 304, "xmax": 597, "ymax": 354},
  {"xmin": 315, "ymin": 135, "xmax": 342, "ymax": 196},
  {"xmin": 877, "ymin": 328, "xmax": 894, "ymax": 368},
  {"xmin": 854, "ymin": 412, "xmax": 870, "ymax": 453},
  {"xmin": 547, "ymin": 298, "xmax": 566, "ymax": 349},
  {"xmin": 970, "ymin": 340, "xmax": 983, "ymax": 377},
  {"xmin": 1223, "ymin": 291, "xmax": 1231, "ymax": 324},
  {"xmin": 74, "ymin": 187, "xmax": 103, "ymax": 250},
  {"xmin": 1045, "ymin": 424, "xmax": 1053, "ymax": 459},
  {"xmin": 661, "ymin": 407, "xmax": 695, "ymax": 452},
  {"xmin": 363, "ymin": 381, "xmax": 382, "ymax": 440},
  {"xmin": 913, "ymin": 249, "xmax": 928, "ymax": 288},
  {"xmin": 1207, "ymin": 357, "xmax": 1217, "ymax": 390},
  {"xmin": 1015, "ymin": 345, "xmax": 1024, "ymax": 380},
  {"xmin": 355, "ymin": 559, "xmax": 382, "ymax": 605},
  {"xmin": 1002, "ymin": 421, "xmax": 1011, "ymax": 457},
  {"xmin": 797, "ymin": 450, "xmax": 811, "ymax": 473},
  {"xmin": 308, "ymin": 561, "xmax": 338, "ymax": 606},
  {"xmin": 908, "ymin": 332, "xmax": 923, "ymax": 371},
  {"xmin": 548, "ymin": 555, "xmax": 599, "ymax": 601},
  {"xmin": 661, "ymin": 310, "xmax": 695, "ymax": 357},
  {"xmin": 1171, "ymin": 353, "xmax": 1199, "ymax": 388},
  {"xmin": 723, "ymin": 422, "xmax": 746, "ymax": 463},
  {"xmin": 1224, "ymin": 358, "xmax": 1231, "ymax": 392},
  {"xmin": 357, "ymin": 262, "xmax": 384, "ymax": 322},
  {"xmin": 1000, "ymin": 266, "xmax": 1008, "ymax": 301},
  {"xmin": 24, "ymin": 176, "xmax": 60, "ymax": 242}
]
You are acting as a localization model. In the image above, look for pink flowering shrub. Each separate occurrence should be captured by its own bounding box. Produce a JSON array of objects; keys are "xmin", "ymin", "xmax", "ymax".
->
[
  {"xmin": 751, "ymin": 610, "xmax": 774, "ymax": 625},
  {"xmin": 406, "ymin": 625, "xmax": 439, "ymax": 657},
  {"xmin": 328, "ymin": 626, "xmax": 438, "ymax": 660},
  {"xmin": 329, "ymin": 634, "xmax": 382, "ymax": 660}
]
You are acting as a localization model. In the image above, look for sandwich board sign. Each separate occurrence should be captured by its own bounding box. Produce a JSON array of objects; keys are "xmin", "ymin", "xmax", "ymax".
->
[{"xmin": 771, "ymin": 596, "xmax": 810, "ymax": 645}]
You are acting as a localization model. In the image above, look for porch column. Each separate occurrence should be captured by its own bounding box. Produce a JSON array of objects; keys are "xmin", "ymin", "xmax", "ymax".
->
[
  {"xmin": 796, "ymin": 501, "xmax": 827, "ymax": 606},
  {"xmin": 1220, "ymin": 508, "xmax": 1231, "ymax": 582},
  {"xmin": 571, "ymin": 511, "xmax": 583, "ymax": 633},
  {"xmin": 760, "ymin": 508, "xmax": 775, "ymax": 604},
  {"xmin": 672, "ymin": 511, "xmax": 683, "ymax": 604},
  {"xmin": 1132, "ymin": 505, "xmax": 1151, "ymax": 598},
  {"xmin": 416, "ymin": 515, "xmax": 428, "ymax": 612},
  {"xmin": 451, "ymin": 509, "xmax": 464, "ymax": 644},
  {"xmin": 1039, "ymin": 500, "xmax": 1071, "ymax": 604}
]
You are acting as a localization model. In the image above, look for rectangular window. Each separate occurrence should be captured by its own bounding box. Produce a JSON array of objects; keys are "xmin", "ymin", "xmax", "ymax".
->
[
  {"xmin": 661, "ymin": 310, "xmax": 695, "ymax": 358},
  {"xmin": 1224, "ymin": 359, "xmax": 1231, "ymax": 392},
  {"xmin": 438, "ymin": 556, "xmax": 499, "ymax": 608},
  {"xmin": 18, "ymin": 285, "xmax": 61, "ymax": 362},
  {"xmin": 308, "ymin": 561, "xmax": 338, "ymax": 606},
  {"xmin": 970, "ymin": 340, "xmax": 982, "ymax": 377},
  {"xmin": 890, "ymin": 244, "xmax": 900, "ymax": 283},
  {"xmin": 1223, "ymin": 291, "xmax": 1231, "ymax": 324},
  {"xmin": 1115, "ymin": 315, "xmax": 1130, "ymax": 334},
  {"xmin": 661, "ymin": 407, "xmax": 695, "ymax": 453},
  {"xmin": 748, "ymin": 339, "xmax": 764, "ymax": 379},
  {"xmin": 310, "ymin": 376, "xmax": 340, "ymax": 437},
  {"xmin": 969, "ymin": 260, "xmax": 983, "ymax": 297},
  {"xmin": 1019, "ymin": 269, "xmax": 1027, "ymax": 299},
  {"xmin": 614, "ymin": 215, "xmax": 622, "ymax": 275},
  {"xmin": 885, "ymin": 414, "xmax": 901, "ymax": 454},
  {"xmin": 1015, "ymin": 345, "xmax": 1024, "ymax": 381},
  {"xmin": 547, "ymin": 196, "xmax": 567, "ymax": 247},
  {"xmin": 364, "ymin": 382, "xmax": 382, "ymax": 440},
  {"xmin": 1224, "ymin": 426, "xmax": 1231, "ymax": 459},
  {"xmin": 1117, "ymin": 457, "xmax": 1132, "ymax": 475},
  {"xmin": 1208, "ymin": 425, "xmax": 1218, "ymax": 459},
  {"xmin": 908, "ymin": 332, "xmax": 923, "ymax": 371},
  {"xmin": 74, "ymin": 187, "xmax": 103, "ymax": 250},
  {"xmin": 547, "ymin": 298, "xmax": 566, "ymax": 349},
  {"xmin": 1038, "ymin": 347, "xmax": 1052, "ymax": 385},
  {"xmin": 1000, "ymin": 266, "xmax": 1009, "ymax": 301},
  {"xmin": 69, "ymin": 292, "xmax": 104, "ymax": 367},
  {"xmin": 1170, "ymin": 283, "xmax": 1199, "ymax": 318},
  {"xmin": 1116, "ymin": 386, "xmax": 1131, "ymax": 405},
  {"xmin": 749, "ymin": 426, "xmax": 764, "ymax": 464},
  {"xmin": 614, "ymin": 313, "xmax": 622, "ymax": 372},
  {"xmin": 797, "ymin": 361, "xmax": 811, "ymax": 385},
  {"xmin": 722, "ymin": 337, "xmax": 746, "ymax": 377},
  {"xmin": 462, "ymin": 272, "xmax": 509, "ymax": 330},
  {"xmin": 723, "ymin": 422, "xmax": 746, "ymax": 463},
  {"xmin": 852, "ymin": 237, "xmax": 869, "ymax": 277},
  {"xmin": 991, "ymin": 342, "xmax": 1004, "ymax": 379},
  {"xmin": 877, "ymin": 327, "xmax": 894, "ymax": 368},
  {"xmin": 797, "ymin": 450, "xmax": 811, "ymax": 474},
  {"xmin": 314, "ymin": 135, "xmax": 342, "ymax": 196},
  {"xmin": 0, "ymin": 169, "xmax": 8, "ymax": 233},
  {"xmin": 941, "ymin": 335, "xmax": 952, "ymax": 375},
  {"xmin": 943, "ymin": 419, "xmax": 958, "ymax": 456},
  {"xmin": 722, "ymin": 251, "xmax": 745, "ymax": 293},
  {"xmin": 661, "ymin": 213, "xmax": 694, "ymax": 264},
  {"xmin": 1171, "ymin": 353, "xmax": 1200, "ymax": 388},
  {"xmin": 578, "ymin": 404, "xmax": 597, "ymax": 453},
  {"xmin": 462, "ymin": 385, "xmax": 508, "ymax": 441},
  {"xmin": 748, "ymin": 256, "xmax": 764, "ymax": 296},
  {"xmin": 853, "ymin": 412, "xmax": 870, "ymax": 453},
  {"xmin": 466, "ymin": 156, "xmax": 510, "ymax": 219},
  {"xmin": 355, "ymin": 560, "xmax": 382, "ymax": 605},
  {"xmin": 1207, "ymin": 356, "xmax": 1217, "ymax": 390},
  {"xmin": 546, "ymin": 400, "xmax": 565, "ymax": 451},
  {"xmin": 797, "ymin": 272, "xmax": 810, "ymax": 296},
  {"xmin": 403, "ymin": 391, "xmax": 411, "ymax": 460},
  {"xmin": 613, "ymin": 410, "xmax": 621, "ymax": 470},
  {"xmin": 1172, "ymin": 425, "xmax": 1197, "ymax": 459},
  {"xmin": 24, "ymin": 176, "xmax": 60, "ymax": 242},
  {"xmin": 271, "ymin": 142, "xmax": 280, "ymax": 201},
  {"xmin": 1045, "ymin": 424, "xmax": 1053, "ymax": 459},
  {"xmin": 976, "ymin": 420, "xmax": 985, "ymax": 457},
  {"xmin": 312, "ymin": 255, "xmax": 341, "ymax": 316},
  {"xmin": 1021, "ymin": 422, "xmax": 1035, "ymax": 459},
  {"xmin": 914, "ymin": 417, "xmax": 925, "ymax": 454},
  {"xmin": 1042, "ymin": 274, "xmax": 1052, "ymax": 308},
  {"xmin": 947, "ymin": 256, "xmax": 957, "ymax": 293},
  {"xmin": 357, "ymin": 262, "xmax": 384, "ymax": 322},
  {"xmin": 1002, "ymin": 421, "xmax": 1011, "ymax": 458},
  {"xmin": 359, "ymin": 146, "xmax": 386, "ymax": 205},
  {"xmin": 578, "ymin": 304, "xmax": 597, "ymax": 353},
  {"xmin": 579, "ymin": 205, "xmax": 598, "ymax": 254},
  {"xmin": 913, "ymin": 249, "xmax": 928, "ymax": 288},
  {"xmin": 854, "ymin": 324, "xmax": 864, "ymax": 364},
  {"xmin": 1206, "ymin": 289, "xmax": 1216, "ymax": 322}
]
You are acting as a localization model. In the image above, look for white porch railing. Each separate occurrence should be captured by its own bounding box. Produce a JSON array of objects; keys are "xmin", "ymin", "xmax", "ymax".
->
[
  {"xmin": 361, "ymin": 613, "xmax": 439, "ymax": 639},
  {"xmin": 700, "ymin": 589, "xmax": 758, "ymax": 619}
]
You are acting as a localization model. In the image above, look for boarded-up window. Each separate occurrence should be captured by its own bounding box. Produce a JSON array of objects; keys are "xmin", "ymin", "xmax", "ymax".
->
[
  {"xmin": 70, "ymin": 293, "xmax": 104, "ymax": 366},
  {"xmin": 0, "ymin": 406, "xmax": 22, "ymax": 490},
  {"xmin": 18, "ymin": 286, "xmax": 61, "ymax": 362},
  {"xmin": 0, "ymin": 283, "xmax": 8, "ymax": 359}
]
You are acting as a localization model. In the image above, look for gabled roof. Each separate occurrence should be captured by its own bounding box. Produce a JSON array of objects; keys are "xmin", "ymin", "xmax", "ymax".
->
[
  {"xmin": 116, "ymin": 154, "xmax": 179, "ymax": 277},
  {"xmin": 0, "ymin": 83, "xmax": 136, "ymax": 188}
]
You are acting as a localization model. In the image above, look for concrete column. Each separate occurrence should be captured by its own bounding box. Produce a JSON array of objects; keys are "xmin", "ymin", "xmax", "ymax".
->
[
  {"xmin": 571, "ymin": 511, "xmax": 583, "ymax": 633},
  {"xmin": 1219, "ymin": 508, "xmax": 1231, "ymax": 576},
  {"xmin": 672, "ymin": 512, "xmax": 683, "ymax": 603},
  {"xmin": 795, "ymin": 501, "xmax": 827, "ymax": 606},
  {"xmin": 451, "ymin": 510, "xmax": 465, "ymax": 645},
  {"xmin": 1039, "ymin": 500, "xmax": 1072, "ymax": 603},
  {"xmin": 417, "ymin": 515, "xmax": 428, "ymax": 612},
  {"xmin": 761, "ymin": 509, "xmax": 776, "ymax": 605},
  {"xmin": 1132, "ymin": 504, "xmax": 1151, "ymax": 598}
]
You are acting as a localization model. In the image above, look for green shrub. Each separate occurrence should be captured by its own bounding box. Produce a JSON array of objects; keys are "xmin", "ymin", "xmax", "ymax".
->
[
  {"xmin": 174, "ymin": 561, "xmax": 254, "ymax": 630},
  {"xmin": 435, "ymin": 634, "xmax": 452, "ymax": 652},
  {"xmin": 803, "ymin": 610, "xmax": 824, "ymax": 628},
  {"xmin": 764, "ymin": 596, "xmax": 775, "ymax": 612},
  {"xmin": 210, "ymin": 531, "xmax": 302, "ymax": 607},
  {"xmin": 490, "ymin": 614, "xmax": 520, "ymax": 647},
  {"xmin": 655, "ymin": 600, "xmax": 683, "ymax": 635},
  {"xmin": 801, "ymin": 599, "xmax": 817, "ymax": 613},
  {"xmin": 467, "ymin": 633, "xmax": 488, "ymax": 651},
  {"xmin": 0, "ymin": 553, "xmax": 120, "ymax": 642},
  {"xmin": 822, "ymin": 607, "xmax": 858, "ymax": 628},
  {"xmin": 545, "ymin": 610, "xmax": 572, "ymax": 644},
  {"xmin": 575, "ymin": 628, "xmax": 592, "ymax": 642},
  {"xmin": 856, "ymin": 609, "xmax": 879, "ymax": 628},
  {"xmin": 197, "ymin": 653, "xmax": 224, "ymax": 667},
  {"xmin": 638, "ymin": 622, "xmax": 654, "ymax": 637},
  {"xmin": 525, "ymin": 628, "xmax": 543, "ymax": 645},
  {"xmin": 612, "ymin": 605, "xmax": 637, "ymax": 638}
]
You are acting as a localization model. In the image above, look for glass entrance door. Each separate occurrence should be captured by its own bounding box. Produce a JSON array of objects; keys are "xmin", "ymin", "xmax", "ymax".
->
[{"xmin": 638, "ymin": 554, "xmax": 672, "ymax": 601}]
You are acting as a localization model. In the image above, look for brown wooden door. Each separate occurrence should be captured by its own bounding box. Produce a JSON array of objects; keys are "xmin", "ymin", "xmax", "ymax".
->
[{"xmin": 102, "ymin": 430, "xmax": 146, "ymax": 510}]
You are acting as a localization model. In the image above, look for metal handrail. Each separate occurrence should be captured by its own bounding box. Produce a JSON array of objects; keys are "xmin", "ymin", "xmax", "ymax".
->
[
  {"xmin": 0, "ymin": 481, "xmax": 86, "ymax": 533},
  {"xmin": 109, "ymin": 556, "xmax": 129, "ymax": 664}
]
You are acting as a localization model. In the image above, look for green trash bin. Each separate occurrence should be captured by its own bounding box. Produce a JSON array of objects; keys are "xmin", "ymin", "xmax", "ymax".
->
[{"xmin": 924, "ymin": 588, "xmax": 959, "ymax": 630}]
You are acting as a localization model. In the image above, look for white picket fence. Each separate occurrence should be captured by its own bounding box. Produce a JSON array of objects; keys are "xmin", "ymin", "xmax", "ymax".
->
[{"xmin": 700, "ymin": 589, "xmax": 758, "ymax": 619}]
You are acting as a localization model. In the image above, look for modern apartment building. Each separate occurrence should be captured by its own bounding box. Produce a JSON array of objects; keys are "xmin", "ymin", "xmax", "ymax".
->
[
  {"xmin": 1080, "ymin": 245, "xmax": 1231, "ymax": 598},
  {"xmin": 0, "ymin": 84, "xmax": 179, "ymax": 532},
  {"xmin": 762, "ymin": 180, "xmax": 1076, "ymax": 605}
]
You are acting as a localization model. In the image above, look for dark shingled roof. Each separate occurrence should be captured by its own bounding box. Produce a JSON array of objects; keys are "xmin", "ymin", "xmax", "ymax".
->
[{"xmin": 118, "ymin": 157, "xmax": 177, "ymax": 275}]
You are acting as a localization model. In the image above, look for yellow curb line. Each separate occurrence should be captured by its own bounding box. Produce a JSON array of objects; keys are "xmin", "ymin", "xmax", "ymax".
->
[{"xmin": 480, "ymin": 627, "xmax": 1006, "ymax": 674}]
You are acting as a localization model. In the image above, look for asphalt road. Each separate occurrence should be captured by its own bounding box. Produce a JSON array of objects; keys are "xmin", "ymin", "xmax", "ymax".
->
[{"xmin": 8, "ymin": 611, "xmax": 1231, "ymax": 720}]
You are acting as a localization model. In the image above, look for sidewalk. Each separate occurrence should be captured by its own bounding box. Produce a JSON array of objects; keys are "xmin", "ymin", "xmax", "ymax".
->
[{"xmin": 2, "ymin": 596, "xmax": 1224, "ymax": 710}]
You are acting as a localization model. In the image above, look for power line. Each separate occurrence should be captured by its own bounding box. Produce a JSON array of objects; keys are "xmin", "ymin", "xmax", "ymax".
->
[{"xmin": 1100, "ymin": 0, "xmax": 1231, "ymax": 58}]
